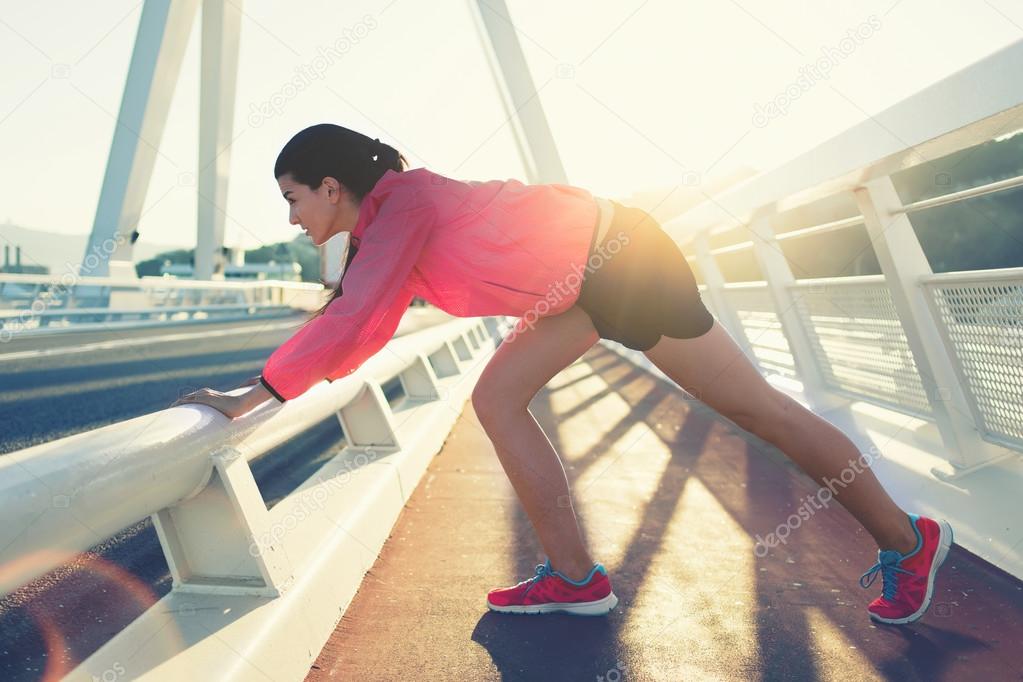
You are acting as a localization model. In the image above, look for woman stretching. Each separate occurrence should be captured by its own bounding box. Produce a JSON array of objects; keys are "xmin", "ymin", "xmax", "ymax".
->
[{"xmin": 173, "ymin": 123, "xmax": 954, "ymax": 625}]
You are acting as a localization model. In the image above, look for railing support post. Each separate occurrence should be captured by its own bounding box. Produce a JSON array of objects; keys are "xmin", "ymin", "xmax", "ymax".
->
[
  {"xmin": 399, "ymin": 354, "xmax": 442, "ymax": 401},
  {"xmin": 337, "ymin": 380, "xmax": 401, "ymax": 450},
  {"xmin": 427, "ymin": 341, "xmax": 463, "ymax": 379},
  {"xmin": 693, "ymin": 233, "xmax": 758, "ymax": 363},
  {"xmin": 748, "ymin": 213, "xmax": 849, "ymax": 413},
  {"xmin": 853, "ymin": 175, "xmax": 1015, "ymax": 474},
  {"xmin": 152, "ymin": 445, "xmax": 294, "ymax": 597},
  {"xmin": 451, "ymin": 334, "xmax": 474, "ymax": 363}
]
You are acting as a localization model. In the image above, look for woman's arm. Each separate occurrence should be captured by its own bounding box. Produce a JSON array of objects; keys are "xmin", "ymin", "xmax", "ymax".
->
[{"xmin": 260, "ymin": 189, "xmax": 435, "ymax": 401}]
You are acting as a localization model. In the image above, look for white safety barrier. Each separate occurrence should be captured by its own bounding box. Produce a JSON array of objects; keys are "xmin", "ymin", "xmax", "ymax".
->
[{"xmin": 0, "ymin": 315, "xmax": 513, "ymax": 681}]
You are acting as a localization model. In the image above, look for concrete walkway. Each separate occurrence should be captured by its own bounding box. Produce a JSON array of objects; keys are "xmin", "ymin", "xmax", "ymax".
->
[{"xmin": 306, "ymin": 343, "xmax": 1023, "ymax": 681}]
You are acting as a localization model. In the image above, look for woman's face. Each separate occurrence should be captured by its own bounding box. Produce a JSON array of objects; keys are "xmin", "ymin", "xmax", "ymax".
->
[{"xmin": 277, "ymin": 173, "xmax": 356, "ymax": 246}]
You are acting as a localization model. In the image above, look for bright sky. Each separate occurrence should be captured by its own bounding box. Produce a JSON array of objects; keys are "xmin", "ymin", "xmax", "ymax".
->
[{"xmin": 0, "ymin": 0, "xmax": 1019, "ymax": 250}]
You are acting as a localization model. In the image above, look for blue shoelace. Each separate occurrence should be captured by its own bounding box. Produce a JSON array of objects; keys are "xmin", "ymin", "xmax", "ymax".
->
[
  {"xmin": 521, "ymin": 562, "xmax": 554, "ymax": 597},
  {"xmin": 859, "ymin": 550, "xmax": 914, "ymax": 600}
]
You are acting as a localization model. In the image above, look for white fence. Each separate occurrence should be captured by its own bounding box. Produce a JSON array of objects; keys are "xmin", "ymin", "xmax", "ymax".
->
[
  {"xmin": 0, "ymin": 315, "xmax": 508, "ymax": 680},
  {"xmin": 672, "ymin": 39, "xmax": 1023, "ymax": 480},
  {"xmin": 0, "ymin": 273, "xmax": 326, "ymax": 336}
]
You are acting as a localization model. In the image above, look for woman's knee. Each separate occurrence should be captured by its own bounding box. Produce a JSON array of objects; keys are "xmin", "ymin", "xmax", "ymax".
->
[
  {"xmin": 471, "ymin": 382, "xmax": 530, "ymax": 425},
  {"xmin": 471, "ymin": 384, "xmax": 496, "ymax": 422},
  {"xmin": 725, "ymin": 387, "xmax": 798, "ymax": 441}
]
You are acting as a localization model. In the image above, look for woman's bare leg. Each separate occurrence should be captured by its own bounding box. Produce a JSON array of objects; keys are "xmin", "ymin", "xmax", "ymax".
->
[
  {"xmin": 471, "ymin": 306, "xmax": 601, "ymax": 582},
  {"xmin": 642, "ymin": 319, "xmax": 919, "ymax": 554}
]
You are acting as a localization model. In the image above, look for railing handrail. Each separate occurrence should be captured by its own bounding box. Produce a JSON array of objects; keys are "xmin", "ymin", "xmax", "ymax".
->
[
  {"xmin": 920, "ymin": 266, "xmax": 1023, "ymax": 284},
  {"xmin": 0, "ymin": 273, "xmax": 324, "ymax": 291},
  {"xmin": 774, "ymin": 215, "xmax": 865, "ymax": 242},
  {"xmin": 693, "ymin": 169, "xmax": 1023, "ymax": 251},
  {"xmin": 897, "ymin": 172, "xmax": 1023, "ymax": 215},
  {"xmin": 718, "ymin": 267, "xmax": 1023, "ymax": 288},
  {"xmin": 786, "ymin": 274, "xmax": 887, "ymax": 287},
  {"xmin": 0, "ymin": 303, "xmax": 290, "ymax": 320},
  {"xmin": 721, "ymin": 280, "xmax": 770, "ymax": 290}
]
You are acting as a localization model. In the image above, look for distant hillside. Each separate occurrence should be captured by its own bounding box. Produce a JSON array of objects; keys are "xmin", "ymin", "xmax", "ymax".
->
[
  {"xmin": 704, "ymin": 131, "xmax": 1023, "ymax": 282},
  {"xmin": 889, "ymin": 130, "xmax": 1023, "ymax": 273},
  {"xmin": 0, "ymin": 222, "xmax": 189, "ymax": 276},
  {"xmin": 136, "ymin": 235, "xmax": 321, "ymax": 282}
]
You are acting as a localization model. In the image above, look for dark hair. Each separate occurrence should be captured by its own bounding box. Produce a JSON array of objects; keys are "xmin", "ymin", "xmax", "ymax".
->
[{"xmin": 274, "ymin": 123, "xmax": 408, "ymax": 319}]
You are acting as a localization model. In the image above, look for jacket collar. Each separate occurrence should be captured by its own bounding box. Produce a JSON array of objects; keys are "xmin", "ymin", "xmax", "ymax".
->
[{"xmin": 351, "ymin": 168, "xmax": 401, "ymax": 243}]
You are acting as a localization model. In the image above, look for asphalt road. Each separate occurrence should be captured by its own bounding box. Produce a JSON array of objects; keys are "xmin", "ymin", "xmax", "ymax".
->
[{"xmin": 0, "ymin": 306, "xmax": 457, "ymax": 681}]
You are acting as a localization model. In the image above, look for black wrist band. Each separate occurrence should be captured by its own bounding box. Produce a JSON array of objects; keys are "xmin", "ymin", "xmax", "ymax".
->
[{"xmin": 260, "ymin": 375, "xmax": 287, "ymax": 403}]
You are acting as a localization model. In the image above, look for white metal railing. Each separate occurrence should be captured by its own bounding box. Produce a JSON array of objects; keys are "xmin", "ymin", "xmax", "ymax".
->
[
  {"xmin": 789, "ymin": 276, "xmax": 932, "ymax": 418},
  {"xmin": 0, "ymin": 303, "xmax": 294, "ymax": 332},
  {"xmin": 0, "ymin": 272, "xmax": 321, "ymax": 299},
  {"xmin": 0, "ymin": 273, "xmax": 326, "ymax": 337},
  {"xmin": 922, "ymin": 268, "xmax": 1023, "ymax": 450},
  {"xmin": 719, "ymin": 282, "xmax": 797, "ymax": 380},
  {"xmin": 672, "ymin": 39, "xmax": 1023, "ymax": 480},
  {"xmin": 897, "ymin": 173, "xmax": 1023, "ymax": 215},
  {"xmin": 0, "ymin": 315, "xmax": 506, "ymax": 680}
]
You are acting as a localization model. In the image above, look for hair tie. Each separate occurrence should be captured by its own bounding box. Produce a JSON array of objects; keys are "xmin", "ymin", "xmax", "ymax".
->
[{"xmin": 371, "ymin": 137, "xmax": 383, "ymax": 157}]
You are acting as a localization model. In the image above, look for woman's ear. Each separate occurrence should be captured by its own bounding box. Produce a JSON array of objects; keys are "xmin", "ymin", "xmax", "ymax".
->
[{"xmin": 321, "ymin": 176, "xmax": 343, "ymax": 203}]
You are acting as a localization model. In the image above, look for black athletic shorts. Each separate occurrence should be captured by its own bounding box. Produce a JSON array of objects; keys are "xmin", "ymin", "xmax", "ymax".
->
[{"xmin": 576, "ymin": 200, "xmax": 715, "ymax": 351}]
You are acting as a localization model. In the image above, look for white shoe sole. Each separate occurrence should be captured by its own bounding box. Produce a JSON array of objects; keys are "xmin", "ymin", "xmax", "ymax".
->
[
  {"xmin": 870, "ymin": 519, "xmax": 954, "ymax": 625},
  {"xmin": 487, "ymin": 591, "xmax": 619, "ymax": 616}
]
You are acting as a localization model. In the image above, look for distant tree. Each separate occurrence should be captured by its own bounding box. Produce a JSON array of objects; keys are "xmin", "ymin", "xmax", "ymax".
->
[{"xmin": 134, "ymin": 239, "xmax": 323, "ymax": 281}]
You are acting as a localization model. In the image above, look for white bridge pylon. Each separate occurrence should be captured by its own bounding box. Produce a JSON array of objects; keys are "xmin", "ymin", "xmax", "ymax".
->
[
  {"xmin": 84, "ymin": 0, "xmax": 241, "ymax": 281},
  {"xmin": 84, "ymin": 0, "xmax": 569, "ymax": 285}
]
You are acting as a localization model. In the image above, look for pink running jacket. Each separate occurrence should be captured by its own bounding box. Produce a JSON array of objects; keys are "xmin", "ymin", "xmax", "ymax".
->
[{"xmin": 260, "ymin": 167, "xmax": 601, "ymax": 402}]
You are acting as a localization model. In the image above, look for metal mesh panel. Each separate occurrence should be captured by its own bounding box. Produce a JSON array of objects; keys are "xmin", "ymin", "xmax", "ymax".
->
[
  {"xmin": 926, "ymin": 276, "xmax": 1023, "ymax": 449},
  {"xmin": 720, "ymin": 285, "xmax": 797, "ymax": 379},
  {"xmin": 789, "ymin": 279, "xmax": 931, "ymax": 417}
]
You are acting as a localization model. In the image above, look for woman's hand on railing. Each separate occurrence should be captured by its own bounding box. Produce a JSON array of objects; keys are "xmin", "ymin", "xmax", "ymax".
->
[
  {"xmin": 171, "ymin": 379, "xmax": 276, "ymax": 419},
  {"xmin": 232, "ymin": 375, "xmax": 262, "ymax": 390}
]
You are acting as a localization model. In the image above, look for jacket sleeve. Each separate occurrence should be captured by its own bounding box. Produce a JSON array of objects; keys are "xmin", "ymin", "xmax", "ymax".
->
[{"xmin": 260, "ymin": 190, "xmax": 435, "ymax": 402}]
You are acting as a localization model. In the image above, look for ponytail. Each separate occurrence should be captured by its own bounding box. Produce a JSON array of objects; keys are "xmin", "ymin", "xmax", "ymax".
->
[{"xmin": 273, "ymin": 123, "xmax": 408, "ymax": 320}]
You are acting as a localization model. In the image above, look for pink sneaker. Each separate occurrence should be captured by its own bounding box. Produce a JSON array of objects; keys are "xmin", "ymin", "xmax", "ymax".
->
[
  {"xmin": 859, "ymin": 513, "xmax": 954, "ymax": 624},
  {"xmin": 486, "ymin": 559, "xmax": 619, "ymax": 616}
]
